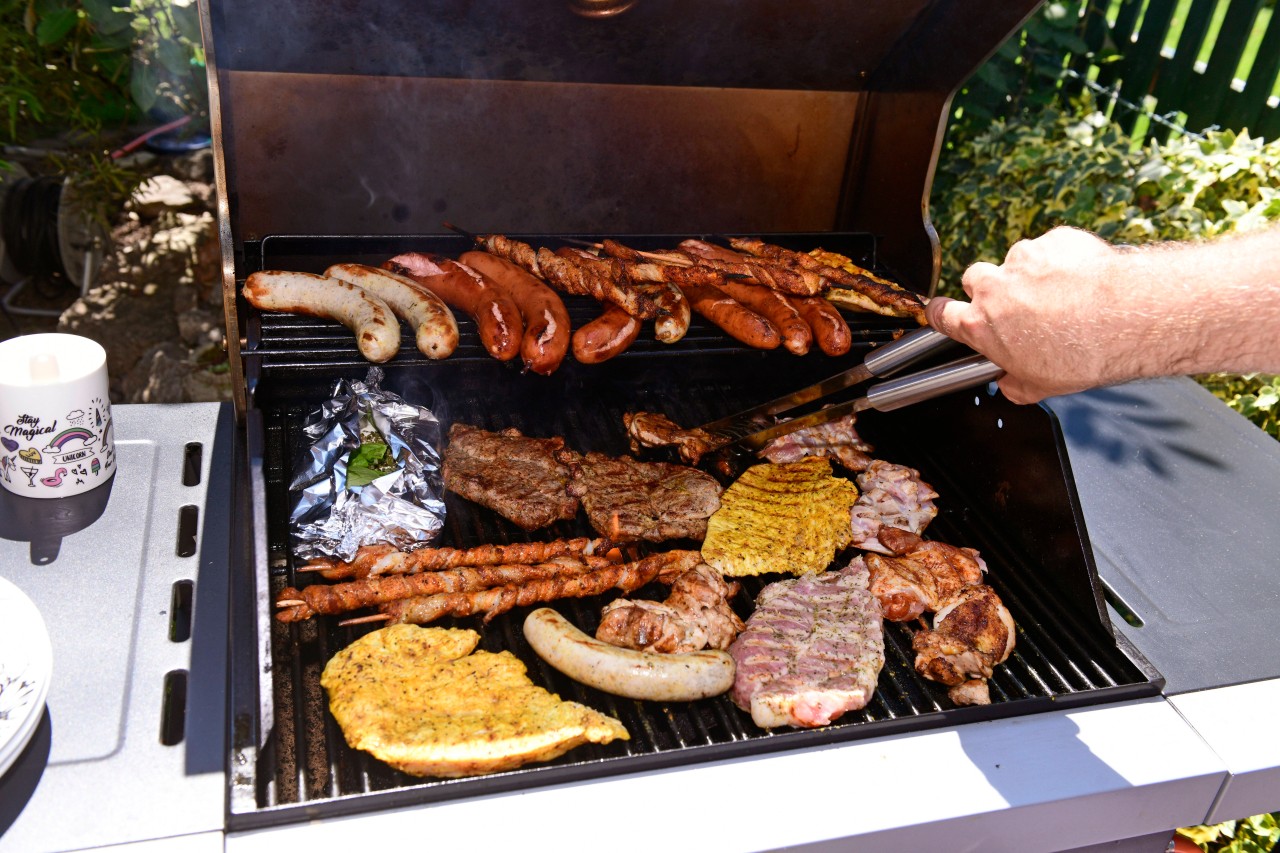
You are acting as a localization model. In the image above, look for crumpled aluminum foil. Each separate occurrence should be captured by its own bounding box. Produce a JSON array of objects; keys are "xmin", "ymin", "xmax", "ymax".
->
[{"xmin": 288, "ymin": 367, "xmax": 446, "ymax": 562}]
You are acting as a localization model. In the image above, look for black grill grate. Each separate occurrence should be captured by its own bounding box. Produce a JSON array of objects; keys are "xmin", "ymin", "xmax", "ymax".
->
[{"xmin": 228, "ymin": 234, "xmax": 1162, "ymax": 830}]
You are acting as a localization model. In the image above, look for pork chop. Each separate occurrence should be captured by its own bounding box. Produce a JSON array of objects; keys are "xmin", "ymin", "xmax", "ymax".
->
[{"xmin": 728, "ymin": 556, "xmax": 885, "ymax": 728}]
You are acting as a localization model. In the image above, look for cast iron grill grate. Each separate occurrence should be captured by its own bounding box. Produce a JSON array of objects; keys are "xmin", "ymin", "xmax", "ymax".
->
[{"xmin": 230, "ymin": 233, "xmax": 1162, "ymax": 829}]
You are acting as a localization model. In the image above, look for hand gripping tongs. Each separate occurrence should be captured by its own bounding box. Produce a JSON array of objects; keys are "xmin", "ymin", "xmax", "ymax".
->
[{"xmin": 695, "ymin": 327, "xmax": 1006, "ymax": 452}]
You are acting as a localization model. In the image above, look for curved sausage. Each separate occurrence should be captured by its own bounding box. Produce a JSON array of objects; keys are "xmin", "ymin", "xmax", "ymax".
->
[
  {"xmin": 324, "ymin": 263, "xmax": 459, "ymax": 360},
  {"xmin": 458, "ymin": 250, "xmax": 572, "ymax": 375},
  {"xmin": 523, "ymin": 607, "xmax": 735, "ymax": 702},
  {"xmin": 572, "ymin": 303, "xmax": 642, "ymax": 364},
  {"xmin": 788, "ymin": 294, "xmax": 852, "ymax": 356},
  {"xmin": 677, "ymin": 282, "xmax": 781, "ymax": 350},
  {"xmin": 243, "ymin": 270, "xmax": 400, "ymax": 362},
  {"xmin": 386, "ymin": 253, "xmax": 524, "ymax": 362},
  {"xmin": 716, "ymin": 280, "xmax": 812, "ymax": 355}
]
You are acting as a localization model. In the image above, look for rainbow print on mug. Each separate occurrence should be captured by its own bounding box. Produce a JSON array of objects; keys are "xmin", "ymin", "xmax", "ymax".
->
[{"xmin": 0, "ymin": 333, "xmax": 116, "ymax": 498}]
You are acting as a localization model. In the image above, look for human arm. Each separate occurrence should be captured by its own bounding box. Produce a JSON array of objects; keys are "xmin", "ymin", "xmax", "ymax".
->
[{"xmin": 925, "ymin": 225, "xmax": 1280, "ymax": 404}]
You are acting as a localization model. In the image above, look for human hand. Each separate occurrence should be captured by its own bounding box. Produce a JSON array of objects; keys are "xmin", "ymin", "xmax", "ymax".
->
[{"xmin": 926, "ymin": 227, "xmax": 1126, "ymax": 404}]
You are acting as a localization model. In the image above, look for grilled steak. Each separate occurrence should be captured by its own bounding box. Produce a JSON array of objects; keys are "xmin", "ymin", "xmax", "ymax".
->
[
  {"xmin": 728, "ymin": 556, "xmax": 884, "ymax": 728},
  {"xmin": 442, "ymin": 423, "xmax": 580, "ymax": 530},
  {"xmin": 561, "ymin": 451, "xmax": 723, "ymax": 542}
]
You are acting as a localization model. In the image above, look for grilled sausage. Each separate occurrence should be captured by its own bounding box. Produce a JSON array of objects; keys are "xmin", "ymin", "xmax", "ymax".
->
[
  {"xmin": 716, "ymin": 280, "xmax": 812, "ymax": 355},
  {"xmin": 385, "ymin": 253, "xmax": 524, "ymax": 362},
  {"xmin": 459, "ymin": 250, "xmax": 572, "ymax": 375},
  {"xmin": 677, "ymin": 282, "xmax": 782, "ymax": 350},
  {"xmin": 572, "ymin": 303, "xmax": 642, "ymax": 364},
  {"xmin": 523, "ymin": 607, "xmax": 735, "ymax": 701},
  {"xmin": 324, "ymin": 263, "xmax": 459, "ymax": 360},
  {"xmin": 243, "ymin": 270, "xmax": 401, "ymax": 362},
  {"xmin": 788, "ymin": 294, "xmax": 852, "ymax": 356}
]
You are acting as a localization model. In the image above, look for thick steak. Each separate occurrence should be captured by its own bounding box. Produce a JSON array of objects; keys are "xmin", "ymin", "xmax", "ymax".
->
[
  {"xmin": 442, "ymin": 424, "xmax": 580, "ymax": 531},
  {"xmin": 562, "ymin": 451, "xmax": 722, "ymax": 542},
  {"xmin": 728, "ymin": 557, "xmax": 884, "ymax": 728}
]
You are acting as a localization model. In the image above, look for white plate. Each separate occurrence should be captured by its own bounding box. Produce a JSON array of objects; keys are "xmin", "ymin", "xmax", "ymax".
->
[{"xmin": 0, "ymin": 575, "xmax": 52, "ymax": 780}]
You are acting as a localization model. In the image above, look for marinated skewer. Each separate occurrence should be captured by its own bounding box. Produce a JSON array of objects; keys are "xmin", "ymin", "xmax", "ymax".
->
[
  {"xmin": 277, "ymin": 555, "xmax": 620, "ymax": 622},
  {"xmin": 348, "ymin": 550, "xmax": 703, "ymax": 627},
  {"xmin": 295, "ymin": 536, "xmax": 617, "ymax": 581},
  {"xmin": 728, "ymin": 237, "xmax": 926, "ymax": 323}
]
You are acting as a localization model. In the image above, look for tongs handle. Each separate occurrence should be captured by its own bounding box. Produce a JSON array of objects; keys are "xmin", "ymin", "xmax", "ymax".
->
[
  {"xmin": 864, "ymin": 326, "xmax": 961, "ymax": 378},
  {"xmin": 865, "ymin": 354, "xmax": 1006, "ymax": 412}
]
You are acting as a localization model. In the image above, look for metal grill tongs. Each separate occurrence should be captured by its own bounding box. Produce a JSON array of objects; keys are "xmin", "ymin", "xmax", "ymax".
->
[{"xmin": 698, "ymin": 327, "xmax": 1005, "ymax": 451}]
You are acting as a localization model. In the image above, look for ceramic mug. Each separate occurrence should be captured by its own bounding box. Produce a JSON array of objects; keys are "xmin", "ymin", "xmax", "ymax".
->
[{"xmin": 0, "ymin": 333, "xmax": 116, "ymax": 498}]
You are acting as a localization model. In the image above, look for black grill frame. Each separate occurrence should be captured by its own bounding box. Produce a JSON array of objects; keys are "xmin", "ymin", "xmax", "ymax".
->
[{"xmin": 227, "ymin": 233, "xmax": 1162, "ymax": 830}]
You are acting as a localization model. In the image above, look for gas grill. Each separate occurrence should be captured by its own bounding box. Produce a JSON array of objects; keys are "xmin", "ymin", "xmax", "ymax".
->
[{"xmin": 200, "ymin": 0, "xmax": 1174, "ymax": 836}]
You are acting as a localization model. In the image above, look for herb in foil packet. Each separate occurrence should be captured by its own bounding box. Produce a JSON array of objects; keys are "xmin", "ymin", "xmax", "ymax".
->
[{"xmin": 288, "ymin": 367, "xmax": 446, "ymax": 561}]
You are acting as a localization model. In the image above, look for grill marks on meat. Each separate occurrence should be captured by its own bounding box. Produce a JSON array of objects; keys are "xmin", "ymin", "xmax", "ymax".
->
[
  {"xmin": 759, "ymin": 410, "xmax": 875, "ymax": 473},
  {"xmin": 442, "ymin": 424, "xmax": 580, "ymax": 531},
  {"xmin": 562, "ymin": 451, "xmax": 723, "ymax": 543},
  {"xmin": 701, "ymin": 457, "xmax": 858, "ymax": 578},
  {"xmin": 728, "ymin": 557, "xmax": 884, "ymax": 728},
  {"xmin": 596, "ymin": 563, "xmax": 744, "ymax": 653},
  {"xmin": 865, "ymin": 527, "xmax": 985, "ymax": 622},
  {"xmin": 849, "ymin": 460, "xmax": 940, "ymax": 551}
]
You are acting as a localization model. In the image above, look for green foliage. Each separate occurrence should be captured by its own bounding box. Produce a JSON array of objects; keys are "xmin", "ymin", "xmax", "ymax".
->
[
  {"xmin": 1180, "ymin": 812, "xmax": 1280, "ymax": 852},
  {"xmin": 944, "ymin": 1, "xmax": 1093, "ymax": 154},
  {"xmin": 931, "ymin": 97, "xmax": 1280, "ymax": 438},
  {"xmin": 0, "ymin": 0, "xmax": 207, "ymax": 221}
]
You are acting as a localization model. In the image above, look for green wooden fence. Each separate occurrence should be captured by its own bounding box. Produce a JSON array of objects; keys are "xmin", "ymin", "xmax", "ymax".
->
[{"xmin": 1065, "ymin": 0, "xmax": 1280, "ymax": 142}]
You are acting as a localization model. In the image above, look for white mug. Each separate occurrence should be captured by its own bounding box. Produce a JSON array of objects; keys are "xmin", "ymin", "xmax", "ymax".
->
[{"xmin": 0, "ymin": 333, "xmax": 116, "ymax": 498}]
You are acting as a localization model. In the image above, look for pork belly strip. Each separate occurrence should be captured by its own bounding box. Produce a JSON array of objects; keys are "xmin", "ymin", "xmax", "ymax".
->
[
  {"xmin": 758, "ymin": 410, "xmax": 875, "ymax": 472},
  {"xmin": 379, "ymin": 550, "xmax": 704, "ymax": 625},
  {"xmin": 562, "ymin": 451, "xmax": 723, "ymax": 543},
  {"xmin": 848, "ymin": 460, "xmax": 939, "ymax": 551},
  {"xmin": 299, "ymin": 537, "xmax": 616, "ymax": 581},
  {"xmin": 728, "ymin": 556, "xmax": 884, "ymax": 728},
  {"xmin": 442, "ymin": 423, "xmax": 580, "ymax": 531},
  {"xmin": 276, "ymin": 555, "xmax": 618, "ymax": 622}
]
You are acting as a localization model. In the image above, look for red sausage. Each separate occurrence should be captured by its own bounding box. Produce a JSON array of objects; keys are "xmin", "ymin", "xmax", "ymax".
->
[
  {"xmin": 459, "ymin": 250, "xmax": 572, "ymax": 375},
  {"xmin": 788, "ymin": 294, "xmax": 852, "ymax": 356},
  {"xmin": 716, "ymin": 280, "xmax": 812, "ymax": 355},
  {"xmin": 572, "ymin": 303, "xmax": 642, "ymax": 364},
  {"xmin": 678, "ymin": 282, "xmax": 781, "ymax": 350},
  {"xmin": 385, "ymin": 253, "xmax": 523, "ymax": 362}
]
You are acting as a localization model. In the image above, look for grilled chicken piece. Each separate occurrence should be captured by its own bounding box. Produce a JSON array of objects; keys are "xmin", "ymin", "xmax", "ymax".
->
[
  {"xmin": 912, "ymin": 583, "xmax": 1016, "ymax": 705},
  {"xmin": 849, "ymin": 460, "xmax": 940, "ymax": 552},
  {"xmin": 758, "ymin": 410, "xmax": 875, "ymax": 472},
  {"xmin": 596, "ymin": 562, "xmax": 745, "ymax": 653},
  {"xmin": 865, "ymin": 527, "xmax": 986, "ymax": 622},
  {"xmin": 623, "ymin": 411, "xmax": 718, "ymax": 466}
]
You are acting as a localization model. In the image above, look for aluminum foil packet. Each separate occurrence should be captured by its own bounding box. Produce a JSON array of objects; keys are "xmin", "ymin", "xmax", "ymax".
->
[{"xmin": 288, "ymin": 367, "xmax": 446, "ymax": 561}]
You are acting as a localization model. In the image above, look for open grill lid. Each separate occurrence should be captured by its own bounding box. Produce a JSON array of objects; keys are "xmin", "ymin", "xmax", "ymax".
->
[{"xmin": 198, "ymin": 0, "xmax": 1043, "ymax": 414}]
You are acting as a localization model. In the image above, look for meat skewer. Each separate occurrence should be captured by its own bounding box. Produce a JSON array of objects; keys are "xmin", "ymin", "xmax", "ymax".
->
[
  {"xmin": 679, "ymin": 239, "xmax": 828, "ymax": 296},
  {"xmin": 295, "ymin": 536, "xmax": 616, "ymax": 581},
  {"xmin": 363, "ymin": 550, "xmax": 704, "ymax": 626},
  {"xmin": 276, "ymin": 555, "xmax": 618, "ymax": 622},
  {"xmin": 728, "ymin": 236, "xmax": 926, "ymax": 323}
]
